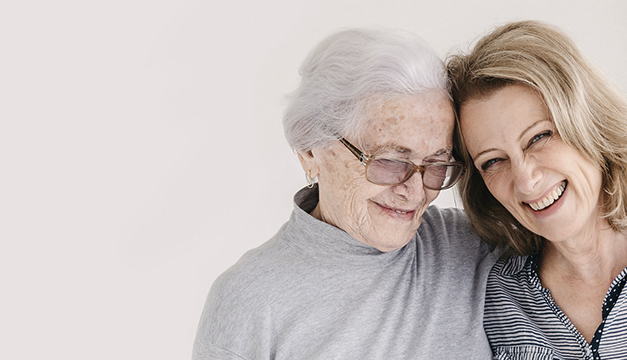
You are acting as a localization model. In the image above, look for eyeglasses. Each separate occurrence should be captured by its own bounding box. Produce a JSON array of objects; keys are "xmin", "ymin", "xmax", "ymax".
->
[{"xmin": 339, "ymin": 138, "xmax": 464, "ymax": 190}]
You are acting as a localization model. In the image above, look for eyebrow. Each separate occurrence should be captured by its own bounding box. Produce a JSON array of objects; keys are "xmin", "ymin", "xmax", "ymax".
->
[
  {"xmin": 370, "ymin": 143, "xmax": 411, "ymax": 155},
  {"xmin": 473, "ymin": 119, "xmax": 551, "ymax": 159},
  {"xmin": 372, "ymin": 143, "xmax": 452, "ymax": 158},
  {"xmin": 474, "ymin": 147, "xmax": 498, "ymax": 160},
  {"xmin": 429, "ymin": 148, "xmax": 453, "ymax": 158},
  {"xmin": 518, "ymin": 119, "xmax": 552, "ymax": 142}
]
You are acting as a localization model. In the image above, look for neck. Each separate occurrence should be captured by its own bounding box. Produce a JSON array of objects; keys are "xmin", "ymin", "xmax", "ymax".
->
[
  {"xmin": 310, "ymin": 203, "xmax": 323, "ymax": 221},
  {"xmin": 541, "ymin": 220, "xmax": 627, "ymax": 284}
]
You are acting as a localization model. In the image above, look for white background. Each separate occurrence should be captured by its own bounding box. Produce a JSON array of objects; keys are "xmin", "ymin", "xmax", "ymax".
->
[{"xmin": 2, "ymin": 0, "xmax": 626, "ymax": 359}]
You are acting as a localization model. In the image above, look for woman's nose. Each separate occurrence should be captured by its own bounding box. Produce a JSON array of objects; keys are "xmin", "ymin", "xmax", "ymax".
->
[
  {"xmin": 392, "ymin": 171, "xmax": 427, "ymax": 202},
  {"xmin": 511, "ymin": 159, "xmax": 541, "ymax": 195}
]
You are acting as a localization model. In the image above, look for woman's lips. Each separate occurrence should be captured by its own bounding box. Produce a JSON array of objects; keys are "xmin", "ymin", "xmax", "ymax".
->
[
  {"xmin": 525, "ymin": 180, "xmax": 567, "ymax": 211},
  {"xmin": 373, "ymin": 201, "xmax": 416, "ymax": 219}
]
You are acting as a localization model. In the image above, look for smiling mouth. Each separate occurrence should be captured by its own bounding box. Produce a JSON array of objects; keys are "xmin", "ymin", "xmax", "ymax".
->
[
  {"xmin": 375, "ymin": 202, "xmax": 414, "ymax": 216},
  {"xmin": 526, "ymin": 181, "xmax": 567, "ymax": 211}
]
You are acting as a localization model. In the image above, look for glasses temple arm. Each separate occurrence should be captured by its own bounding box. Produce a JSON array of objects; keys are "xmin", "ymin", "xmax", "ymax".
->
[{"xmin": 339, "ymin": 138, "xmax": 369, "ymax": 164}]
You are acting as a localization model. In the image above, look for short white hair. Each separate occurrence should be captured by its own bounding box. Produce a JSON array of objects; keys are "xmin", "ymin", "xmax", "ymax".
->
[{"xmin": 283, "ymin": 28, "xmax": 449, "ymax": 152}]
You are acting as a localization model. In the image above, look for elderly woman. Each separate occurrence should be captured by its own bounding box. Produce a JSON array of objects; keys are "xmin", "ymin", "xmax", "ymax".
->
[
  {"xmin": 448, "ymin": 20, "xmax": 627, "ymax": 359},
  {"xmin": 193, "ymin": 29, "xmax": 503, "ymax": 359}
]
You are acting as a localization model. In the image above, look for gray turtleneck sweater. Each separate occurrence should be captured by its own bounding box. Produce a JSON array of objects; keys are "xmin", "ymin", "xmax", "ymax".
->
[{"xmin": 193, "ymin": 186, "xmax": 502, "ymax": 359}]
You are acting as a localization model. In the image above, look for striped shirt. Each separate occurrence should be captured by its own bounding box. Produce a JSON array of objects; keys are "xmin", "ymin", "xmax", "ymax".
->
[{"xmin": 484, "ymin": 254, "xmax": 627, "ymax": 360}]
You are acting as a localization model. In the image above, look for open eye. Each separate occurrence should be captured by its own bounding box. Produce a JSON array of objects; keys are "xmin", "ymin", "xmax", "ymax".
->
[
  {"xmin": 527, "ymin": 130, "xmax": 552, "ymax": 148},
  {"xmin": 481, "ymin": 158, "xmax": 502, "ymax": 171}
]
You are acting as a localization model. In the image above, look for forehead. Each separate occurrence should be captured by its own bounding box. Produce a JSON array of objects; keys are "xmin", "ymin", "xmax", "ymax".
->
[
  {"xmin": 460, "ymin": 85, "xmax": 549, "ymax": 149},
  {"xmin": 362, "ymin": 91, "xmax": 454, "ymax": 156}
]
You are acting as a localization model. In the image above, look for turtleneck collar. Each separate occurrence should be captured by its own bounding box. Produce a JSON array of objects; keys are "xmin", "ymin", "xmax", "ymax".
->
[{"xmin": 280, "ymin": 185, "xmax": 415, "ymax": 266}]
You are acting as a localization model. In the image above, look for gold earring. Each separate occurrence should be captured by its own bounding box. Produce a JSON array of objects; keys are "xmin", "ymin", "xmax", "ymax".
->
[{"xmin": 306, "ymin": 170, "xmax": 314, "ymax": 188}]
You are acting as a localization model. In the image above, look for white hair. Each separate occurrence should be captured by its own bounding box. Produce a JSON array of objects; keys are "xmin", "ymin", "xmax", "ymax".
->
[{"xmin": 283, "ymin": 28, "xmax": 449, "ymax": 152}]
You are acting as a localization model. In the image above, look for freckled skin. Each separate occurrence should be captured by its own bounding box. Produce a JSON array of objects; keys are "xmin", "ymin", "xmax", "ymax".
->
[{"xmin": 298, "ymin": 91, "xmax": 455, "ymax": 252}]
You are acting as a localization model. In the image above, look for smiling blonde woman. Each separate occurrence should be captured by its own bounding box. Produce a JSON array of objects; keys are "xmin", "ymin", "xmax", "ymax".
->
[{"xmin": 449, "ymin": 20, "xmax": 627, "ymax": 359}]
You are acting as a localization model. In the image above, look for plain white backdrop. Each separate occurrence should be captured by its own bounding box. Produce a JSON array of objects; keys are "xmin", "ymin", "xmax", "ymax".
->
[{"xmin": 1, "ymin": 0, "xmax": 626, "ymax": 358}]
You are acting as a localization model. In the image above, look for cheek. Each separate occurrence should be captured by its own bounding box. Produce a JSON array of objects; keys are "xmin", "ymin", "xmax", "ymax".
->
[
  {"xmin": 325, "ymin": 161, "xmax": 364, "ymax": 195},
  {"xmin": 424, "ymin": 189, "xmax": 440, "ymax": 206},
  {"xmin": 318, "ymin": 149, "xmax": 352, "ymax": 180},
  {"xmin": 581, "ymin": 162, "xmax": 604, "ymax": 203},
  {"xmin": 319, "ymin": 152, "xmax": 372, "ymax": 205},
  {"xmin": 482, "ymin": 173, "xmax": 511, "ymax": 204}
]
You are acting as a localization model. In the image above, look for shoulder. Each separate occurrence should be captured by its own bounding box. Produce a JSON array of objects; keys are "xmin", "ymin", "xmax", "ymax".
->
[
  {"xmin": 194, "ymin": 229, "xmax": 304, "ymax": 357},
  {"xmin": 419, "ymin": 205, "xmax": 479, "ymax": 245},
  {"xmin": 421, "ymin": 205, "xmax": 474, "ymax": 232},
  {"xmin": 418, "ymin": 205, "xmax": 505, "ymax": 262},
  {"xmin": 486, "ymin": 254, "xmax": 534, "ymax": 301},
  {"xmin": 209, "ymin": 231, "xmax": 300, "ymax": 308},
  {"xmin": 491, "ymin": 253, "xmax": 529, "ymax": 276},
  {"xmin": 485, "ymin": 254, "xmax": 534, "ymax": 312},
  {"xmin": 484, "ymin": 254, "xmax": 571, "ymax": 354}
]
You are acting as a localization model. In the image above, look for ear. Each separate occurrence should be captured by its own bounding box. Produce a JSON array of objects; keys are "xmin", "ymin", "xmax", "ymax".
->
[{"xmin": 296, "ymin": 149, "xmax": 320, "ymax": 179}]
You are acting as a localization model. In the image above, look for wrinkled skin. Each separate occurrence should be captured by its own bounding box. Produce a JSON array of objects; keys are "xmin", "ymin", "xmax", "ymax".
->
[
  {"xmin": 460, "ymin": 84, "xmax": 604, "ymax": 244},
  {"xmin": 298, "ymin": 90, "xmax": 455, "ymax": 252}
]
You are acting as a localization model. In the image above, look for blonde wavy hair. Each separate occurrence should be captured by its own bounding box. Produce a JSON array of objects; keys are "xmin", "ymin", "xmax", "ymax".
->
[{"xmin": 447, "ymin": 20, "xmax": 627, "ymax": 255}]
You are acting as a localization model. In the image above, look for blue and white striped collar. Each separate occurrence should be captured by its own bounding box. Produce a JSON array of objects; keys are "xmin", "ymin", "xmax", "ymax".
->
[{"xmin": 498, "ymin": 253, "xmax": 533, "ymax": 275}]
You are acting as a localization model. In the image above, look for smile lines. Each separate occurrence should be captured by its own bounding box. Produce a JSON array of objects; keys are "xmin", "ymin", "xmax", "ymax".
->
[{"xmin": 527, "ymin": 181, "xmax": 566, "ymax": 211}]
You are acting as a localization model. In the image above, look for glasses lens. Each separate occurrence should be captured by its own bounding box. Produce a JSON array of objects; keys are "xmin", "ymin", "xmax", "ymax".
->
[
  {"xmin": 367, "ymin": 158, "xmax": 414, "ymax": 185},
  {"xmin": 423, "ymin": 164, "xmax": 462, "ymax": 190}
]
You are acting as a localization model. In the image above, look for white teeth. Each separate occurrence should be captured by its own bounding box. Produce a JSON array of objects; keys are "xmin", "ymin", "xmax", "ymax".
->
[
  {"xmin": 528, "ymin": 181, "xmax": 566, "ymax": 211},
  {"xmin": 394, "ymin": 210, "xmax": 407, "ymax": 214}
]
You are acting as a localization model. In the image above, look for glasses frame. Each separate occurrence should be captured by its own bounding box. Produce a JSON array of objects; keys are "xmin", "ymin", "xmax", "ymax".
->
[{"xmin": 338, "ymin": 138, "xmax": 464, "ymax": 190}]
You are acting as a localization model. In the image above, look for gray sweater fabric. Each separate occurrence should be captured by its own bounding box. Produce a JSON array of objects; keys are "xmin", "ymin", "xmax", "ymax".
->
[{"xmin": 193, "ymin": 186, "xmax": 502, "ymax": 360}]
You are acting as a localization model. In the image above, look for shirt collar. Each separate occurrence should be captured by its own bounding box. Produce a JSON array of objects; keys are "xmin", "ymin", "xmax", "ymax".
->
[{"xmin": 498, "ymin": 253, "xmax": 534, "ymax": 275}]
